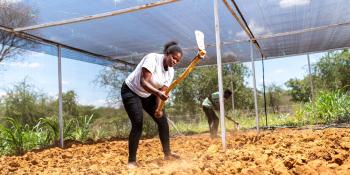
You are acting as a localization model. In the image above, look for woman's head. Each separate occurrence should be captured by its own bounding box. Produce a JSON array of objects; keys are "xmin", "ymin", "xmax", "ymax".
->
[{"xmin": 163, "ymin": 41, "xmax": 183, "ymax": 68}]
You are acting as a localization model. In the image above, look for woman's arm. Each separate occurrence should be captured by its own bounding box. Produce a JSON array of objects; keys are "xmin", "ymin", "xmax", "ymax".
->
[{"xmin": 140, "ymin": 67, "xmax": 168, "ymax": 101}]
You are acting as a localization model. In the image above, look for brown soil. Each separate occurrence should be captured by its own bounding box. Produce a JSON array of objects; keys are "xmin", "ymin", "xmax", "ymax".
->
[{"xmin": 1, "ymin": 127, "xmax": 350, "ymax": 174}]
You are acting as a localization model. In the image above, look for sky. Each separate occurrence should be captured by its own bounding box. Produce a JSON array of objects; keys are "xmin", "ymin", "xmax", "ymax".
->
[
  {"xmin": 0, "ymin": 50, "xmax": 327, "ymax": 107},
  {"xmin": 243, "ymin": 53, "xmax": 324, "ymax": 90},
  {"xmin": 0, "ymin": 51, "xmax": 110, "ymax": 107}
]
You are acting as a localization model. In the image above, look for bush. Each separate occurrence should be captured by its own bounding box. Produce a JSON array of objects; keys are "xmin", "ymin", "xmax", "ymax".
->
[
  {"xmin": 303, "ymin": 91, "xmax": 350, "ymax": 124},
  {"xmin": 74, "ymin": 114, "xmax": 94, "ymax": 142},
  {"xmin": 0, "ymin": 117, "xmax": 46, "ymax": 155},
  {"xmin": 40, "ymin": 116, "xmax": 76, "ymax": 144},
  {"xmin": 3, "ymin": 80, "xmax": 48, "ymax": 126}
]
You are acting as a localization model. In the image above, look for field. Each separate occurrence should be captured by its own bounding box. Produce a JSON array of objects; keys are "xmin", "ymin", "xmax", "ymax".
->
[{"xmin": 0, "ymin": 126, "xmax": 350, "ymax": 175}]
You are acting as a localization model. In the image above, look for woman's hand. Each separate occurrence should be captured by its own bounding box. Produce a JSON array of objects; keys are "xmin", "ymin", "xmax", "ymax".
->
[
  {"xmin": 154, "ymin": 110, "xmax": 164, "ymax": 118},
  {"xmin": 157, "ymin": 90, "xmax": 169, "ymax": 101},
  {"xmin": 155, "ymin": 86, "xmax": 168, "ymax": 118}
]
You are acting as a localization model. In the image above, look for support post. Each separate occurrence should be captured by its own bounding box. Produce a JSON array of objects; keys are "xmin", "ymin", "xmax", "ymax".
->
[
  {"xmin": 230, "ymin": 65, "xmax": 235, "ymax": 120},
  {"xmin": 250, "ymin": 41, "xmax": 259, "ymax": 132},
  {"xmin": 214, "ymin": 0, "xmax": 226, "ymax": 151},
  {"xmin": 57, "ymin": 45, "xmax": 64, "ymax": 148},
  {"xmin": 262, "ymin": 58, "xmax": 267, "ymax": 127},
  {"xmin": 307, "ymin": 54, "xmax": 314, "ymax": 102}
]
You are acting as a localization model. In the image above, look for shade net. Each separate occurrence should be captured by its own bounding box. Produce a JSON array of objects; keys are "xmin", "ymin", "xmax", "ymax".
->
[{"xmin": 234, "ymin": 0, "xmax": 350, "ymax": 58}]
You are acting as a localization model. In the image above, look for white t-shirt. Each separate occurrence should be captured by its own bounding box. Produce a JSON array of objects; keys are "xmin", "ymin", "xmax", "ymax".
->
[{"xmin": 125, "ymin": 53, "xmax": 174, "ymax": 98}]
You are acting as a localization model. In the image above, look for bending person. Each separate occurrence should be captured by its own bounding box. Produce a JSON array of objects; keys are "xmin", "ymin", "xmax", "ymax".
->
[
  {"xmin": 121, "ymin": 41, "xmax": 182, "ymax": 168},
  {"xmin": 202, "ymin": 90, "xmax": 235, "ymax": 138}
]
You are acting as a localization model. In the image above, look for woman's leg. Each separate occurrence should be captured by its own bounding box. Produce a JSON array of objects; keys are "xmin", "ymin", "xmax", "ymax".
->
[
  {"xmin": 141, "ymin": 95, "xmax": 171, "ymax": 155},
  {"xmin": 121, "ymin": 83, "xmax": 144, "ymax": 162}
]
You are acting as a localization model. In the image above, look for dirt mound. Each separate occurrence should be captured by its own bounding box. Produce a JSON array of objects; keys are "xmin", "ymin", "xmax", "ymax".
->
[{"xmin": 1, "ymin": 127, "xmax": 350, "ymax": 174}]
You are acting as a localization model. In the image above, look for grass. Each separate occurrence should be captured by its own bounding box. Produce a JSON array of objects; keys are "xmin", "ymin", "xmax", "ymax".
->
[{"xmin": 169, "ymin": 111, "xmax": 309, "ymax": 136}]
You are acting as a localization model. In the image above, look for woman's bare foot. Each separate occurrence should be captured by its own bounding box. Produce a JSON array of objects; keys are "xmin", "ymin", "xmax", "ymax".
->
[{"xmin": 127, "ymin": 161, "xmax": 139, "ymax": 169}]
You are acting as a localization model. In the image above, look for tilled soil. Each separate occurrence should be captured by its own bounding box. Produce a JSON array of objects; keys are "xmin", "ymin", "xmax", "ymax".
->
[{"xmin": 1, "ymin": 127, "xmax": 350, "ymax": 174}]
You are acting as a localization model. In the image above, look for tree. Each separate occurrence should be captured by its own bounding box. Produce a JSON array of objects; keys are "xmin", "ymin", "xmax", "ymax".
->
[
  {"xmin": 285, "ymin": 78, "xmax": 311, "ymax": 102},
  {"xmin": 314, "ymin": 50, "xmax": 350, "ymax": 92},
  {"xmin": 171, "ymin": 61, "xmax": 252, "ymax": 115},
  {"xmin": 3, "ymin": 79, "xmax": 48, "ymax": 126},
  {"xmin": 62, "ymin": 90, "xmax": 79, "ymax": 118},
  {"xmin": 266, "ymin": 83, "xmax": 283, "ymax": 113},
  {"xmin": 50, "ymin": 90, "xmax": 80, "ymax": 118},
  {"xmin": 285, "ymin": 50, "xmax": 350, "ymax": 103},
  {"xmin": 0, "ymin": 1, "xmax": 37, "ymax": 62},
  {"xmin": 95, "ymin": 66, "xmax": 130, "ymax": 105}
]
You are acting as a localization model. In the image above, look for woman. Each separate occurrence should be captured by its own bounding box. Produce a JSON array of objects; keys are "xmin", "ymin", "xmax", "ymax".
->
[{"xmin": 121, "ymin": 41, "xmax": 182, "ymax": 168}]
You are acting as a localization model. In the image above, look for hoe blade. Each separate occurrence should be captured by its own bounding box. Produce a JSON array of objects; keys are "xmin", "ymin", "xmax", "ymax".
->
[{"xmin": 195, "ymin": 30, "xmax": 205, "ymax": 51}]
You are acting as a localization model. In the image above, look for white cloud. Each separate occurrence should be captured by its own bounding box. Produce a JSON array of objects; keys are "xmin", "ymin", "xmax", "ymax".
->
[
  {"xmin": 279, "ymin": 0, "xmax": 310, "ymax": 8},
  {"xmin": 57, "ymin": 10, "xmax": 80, "ymax": 16},
  {"xmin": 80, "ymin": 99, "xmax": 107, "ymax": 107},
  {"xmin": 0, "ymin": 92, "xmax": 6, "ymax": 98},
  {"xmin": 113, "ymin": 0, "xmax": 125, "ymax": 7},
  {"xmin": 0, "ymin": 62, "xmax": 41, "ymax": 68},
  {"xmin": 62, "ymin": 80, "xmax": 69, "ymax": 85},
  {"xmin": 236, "ymin": 30, "xmax": 248, "ymax": 40},
  {"xmin": 0, "ymin": 0, "xmax": 22, "ymax": 6},
  {"xmin": 3, "ymin": 0, "xmax": 22, "ymax": 3},
  {"xmin": 48, "ymin": 91, "xmax": 57, "ymax": 97},
  {"xmin": 235, "ymin": 20, "xmax": 270, "ymax": 39},
  {"xmin": 275, "ymin": 69, "xmax": 284, "ymax": 74},
  {"xmin": 29, "ymin": 52, "xmax": 46, "ymax": 58}
]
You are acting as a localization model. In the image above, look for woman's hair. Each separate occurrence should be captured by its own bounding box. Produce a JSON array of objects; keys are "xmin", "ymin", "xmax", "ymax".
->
[{"xmin": 163, "ymin": 41, "xmax": 183, "ymax": 55}]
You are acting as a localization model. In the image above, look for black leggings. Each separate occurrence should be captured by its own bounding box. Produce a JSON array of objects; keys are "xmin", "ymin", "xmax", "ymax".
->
[
  {"xmin": 121, "ymin": 82, "xmax": 170, "ymax": 162},
  {"xmin": 202, "ymin": 106, "xmax": 219, "ymax": 138}
]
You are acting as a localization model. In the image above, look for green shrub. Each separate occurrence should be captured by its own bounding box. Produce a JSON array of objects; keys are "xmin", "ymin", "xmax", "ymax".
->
[
  {"xmin": 74, "ymin": 114, "xmax": 94, "ymax": 142},
  {"xmin": 3, "ymin": 80, "xmax": 48, "ymax": 126},
  {"xmin": 304, "ymin": 91, "xmax": 350, "ymax": 124},
  {"xmin": 0, "ymin": 117, "xmax": 45, "ymax": 155},
  {"xmin": 40, "ymin": 116, "xmax": 76, "ymax": 144}
]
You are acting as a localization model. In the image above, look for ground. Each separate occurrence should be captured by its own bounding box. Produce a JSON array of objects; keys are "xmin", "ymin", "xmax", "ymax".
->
[{"xmin": 1, "ymin": 127, "xmax": 350, "ymax": 175}]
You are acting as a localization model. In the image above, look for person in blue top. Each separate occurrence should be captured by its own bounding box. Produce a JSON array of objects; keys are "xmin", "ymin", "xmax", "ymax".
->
[{"xmin": 202, "ymin": 90, "xmax": 233, "ymax": 138}]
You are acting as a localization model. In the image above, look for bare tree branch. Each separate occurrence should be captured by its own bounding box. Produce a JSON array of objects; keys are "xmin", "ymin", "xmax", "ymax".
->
[{"xmin": 0, "ymin": 1, "xmax": 37, "ymax": 62}]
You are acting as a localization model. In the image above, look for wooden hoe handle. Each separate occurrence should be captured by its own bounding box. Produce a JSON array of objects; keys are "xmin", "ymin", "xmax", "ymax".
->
[{"xmin": 155, "ymin": 50, "xmax": 206, "ymax": 117}]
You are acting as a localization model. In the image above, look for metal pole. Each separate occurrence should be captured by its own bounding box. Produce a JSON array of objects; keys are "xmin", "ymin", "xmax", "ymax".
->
[
  {"xmin": 262, "ymin": 58, "xmax": 268, "ymax": 127},
  {"xmin": 214, "ymin": 0, "xmax": 226, "ymax": 151},
  {"xmin": 230, "ymin": 65, "xmax": 235, "ymax": 119},
  {"xmin": 14, "ymin": 0, "xmax": 179, "ymax": 32},
  {"xmin": 58, "ymin": 45, "xmax": 64, "ymax": 148},
  {"xmin": 307, "ymin": 54, "xmax": 314, "ymax": 102},
  {"xmin": 251, "ymin": 41, "xmax": 259, "ymax": 132}
]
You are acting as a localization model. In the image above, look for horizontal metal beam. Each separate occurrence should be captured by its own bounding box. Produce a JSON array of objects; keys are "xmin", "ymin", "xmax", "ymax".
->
[
  {"xmin": 265, "ymin": 46, "xmax": 349, "ymax": 60},
  {"xmin": 255, "ymin": 21, "xmax": 350, "ymax": 40},
  {"xmin": 0, "ymin": 25, "xmax": 135, "ymax": 66},
  {"xmin": 14, "ymin": 0, "xmax": 178, "ymax": 32},
  {"xmin": 211, "ymin": 20, "xmax": 350, "ymax": 48}
]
